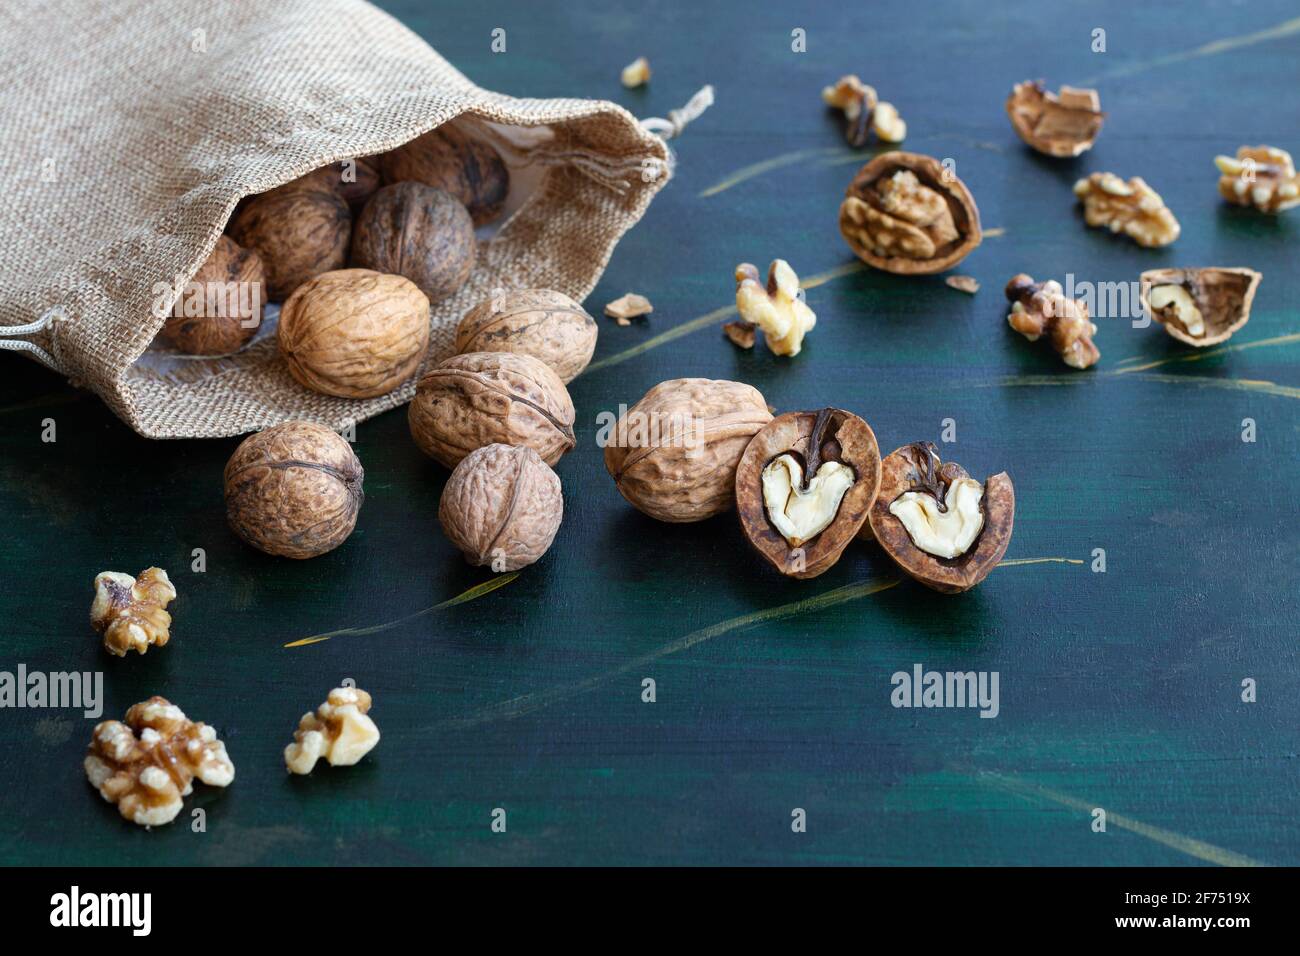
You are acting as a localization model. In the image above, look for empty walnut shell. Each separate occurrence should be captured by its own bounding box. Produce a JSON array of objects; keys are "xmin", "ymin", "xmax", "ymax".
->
[
  {"xmin": 1005, "ymin": 81, "xmax": 1104, "ymax": 158},
  {"xmin": 409, "ymin": 351, "xmax": 576, "ymax": 468},
  {"xmin": 278, "ymin": 269, "xmax": 431, "ymax": 399},
  {"xmin": 228, "ymin": 182, "xmax": 351, "ymax": 299},
  {"xmin": 351, "ymin": 182, "xmax": 476, "ymax": 304},
  {"xmin": 1139, "ymin": 267, "xmax": 1262, "ymax": 347},
  {"xmin": 736, "ymin": 409, "xmax": 881, "ymax": 579},
  {"xmin": 603, "ymin": 378, "xmax": 773, "ymax": 523},
  {"xmin": 840, "ymin": 151, "xmax": 982, "ymax": 275},
  {"xmin": 439, "ymin": 443, "xmax": 563, "ymax": 571},
  {"xmin": 869, "ymin": 442, "xmax": 1014, "ymax": 593},
  {"xmin": 159, "ymin": 236, "xmax": 265, "ymax": 355},
  {"xmin": 379, "ymin": 124, "xmax": 510, "ymax": 227},
  {"xmin": 224, "ymin": 421, "xmax": 364, "ymax": 560},
  {"xmin": 455, "ymin": 289, "xmax": 597, "ymax": 383}
]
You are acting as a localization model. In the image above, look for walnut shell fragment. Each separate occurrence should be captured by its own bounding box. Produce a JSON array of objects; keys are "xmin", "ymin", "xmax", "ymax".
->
[
  {"xmin": 604, "ymin": 293, "xmax": 653, "ymax": 324},
  {"xmin": 409, "ymin": 351, "xmax": 576, "ymax": 468},
  {"xmin": 869, "ymin": 442, "xmax": 1014, "ymax": 593},
  {"xmin": 603, "ymin": 378, "xmax": 772, "ymax": 523},
  {"xmin": 228, "ymin": 181, "xmax": 351, "ymax": 299},
  {"xmin": 723, "ymin": 320, "xmax": 756, "ymax": 348},
  {"xmin": 158, "ymin": 236, "xmax": 264, "ymax": 356},
  {"xmin": 1005, "ymin": 81, "xmax": 1104, "ymax": 157},
  {"xmin": 350, "ymin": 182, "xmax": 477, "ymax": 304},
  {"xmin": 736, "ymin": 409, "xmax": 881, "ymax": 579},
  {"xmin": 224, "ymin": 421, "xmax": 364, "ymax": 559},
  {"xmin": 456, "ymin": 289, "xmax": 597, "ymax": 383},
  {"xmin": 440, "ymin": 443, "xmax": 563, "ymax": 571},
  {"xmin": 840, "ymin": 151, "xmax": 982, "ymax": 275},
  {"xmin": 1139, "ymin": 267, "xmax": 1262, "ymax": 347},
  {"xmin": 378, "ymin": 124, "xmax": 510, "ymax": 226},
  {"xmin": 278, "ymin": 269, "xmax": 430, "ymax": 399}
]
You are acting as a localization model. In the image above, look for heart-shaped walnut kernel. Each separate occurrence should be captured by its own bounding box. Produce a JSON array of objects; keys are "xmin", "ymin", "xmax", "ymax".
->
[{"xmin": 736, "ymin": 408, "xmax": 881, "ymax": 579}]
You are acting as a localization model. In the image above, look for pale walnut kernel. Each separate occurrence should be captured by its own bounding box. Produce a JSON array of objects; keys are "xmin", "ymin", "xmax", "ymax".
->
[
  {"xmin": 621, "ymin": 57, "xmax": 650, "ymax": 88},
  {"xmin": 821, "ymin": 75, "xmax": 906, "ymax": 147},
  {"xmin": 1005, "ymin": 273, "xmax": 1099, "ymax": 370},
  {"xmin": 1073, "ymin": 172, "xmax": 1180, "ymax": 247},
  {"xmin": 84, "ymin": 696, "xmax": 234, "ymax": 827},
  {"xmin": 1214, "ymin": 146, "xmax": 1300, "ymax": 214},
  {"xmin": 734, "ymin": 260, "xmax": 817, "ymax": 356},
  {"xmin": 285, "ymin": 687, "xmax": 380, "ymax": 774},
  {"xmin": 604, "ymin": 293, "xmax": 653, "ymax": 325},
  {"xmin": 90, "ymin": 568, "xmax": 176, "ymax": 657}
]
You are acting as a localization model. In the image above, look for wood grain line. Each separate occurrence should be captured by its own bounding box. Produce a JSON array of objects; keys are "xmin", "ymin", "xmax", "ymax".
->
[
  {"xmin": 1084, "ymin": 16, "xmax": 1300, "ymax": 84},
  {"xmin": 698, "ymin": 147, "xmax": 848, "ymax": 197}
]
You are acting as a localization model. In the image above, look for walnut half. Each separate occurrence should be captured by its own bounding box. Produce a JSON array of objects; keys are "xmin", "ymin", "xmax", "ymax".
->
[
  {"xmin": 1139, "ymin": 267, "xmax": 1263, "ymax": 347},
  {"xmin": 85, "ymin": 697, "xmax": 234, "ymax": 827},
  {"xmin": 285, "ymin": 687, "xmax": 381, "ymax": 774},
  {"xmin": 90, "ymin": 568, "xmax": 176, "ymax": 657},
  {"xmin": 1005, "ymin": 81, "xmax": 1103, "ymax": 157},
  {"xmin": 1073, "ymin": 172, "xmax": 1180, "ymax": 248}
]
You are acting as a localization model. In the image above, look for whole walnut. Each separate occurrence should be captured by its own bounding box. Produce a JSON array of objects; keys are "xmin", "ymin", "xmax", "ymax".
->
[
  {"xmin": 278, "ymin": 269, "xmax": 430, "ymax": 399},
  {"xmin": 603, "ymin": 378, "xmax": 773, "ymax": 522},
  {"xmin": 439, "ymin": 443, "xmax": 563, "ymax": 571},
  {"xmin": 228, "ymin": 181, "xmax": 351, "ymax": 299},
  {"xmin": 379, "ymin": 125, "xmax": 510, "ymax": 226},
  {"xmin": 224, "ymin": 421, "xmax": 364, "ymax": 559},
  {"xmin": 409, "ymin": 351, "xmax": 576, "ymax": 468},
  {"xmin": 158, "ymin": 236, "xmax": 264, "ymax": 355},
  {"xmin": 351, "ymin": 183, "xmax": 476, "ymax": 304},
  {"xmin": 455, "ymin": 289, "xmax": 597, "ymax": 383},
  {"xmin": 291, "ymin": 157, "xmax": 381, "ymax": 212}
]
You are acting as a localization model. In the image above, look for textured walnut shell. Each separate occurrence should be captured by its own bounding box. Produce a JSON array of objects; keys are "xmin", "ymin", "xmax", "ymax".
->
[
  {"xmin": 224, "ymin": 421, "xmax": 364, "ymax": 559},
  {"xmin": 839, "ymin": 151, "xmax": 982, "ymax": 275},
  {"xmin": 736, "ymin": 409, "xmax": 881, "ymax": 579},
  {"xmin": 228, "ymin": 183, "xmax": 351, "ymax": 299},
  {"xmin": 379, "ymin": 125, "xmax": 510, "ymax": 226},
  {"xmin": 439, "ymin": 444, "xmax": 563, "ymax": 570},
  {"xmin": 1139, "ymin": 267, "xmax": 1262, "ymax": 347},
  {"xmin": 409, "ymin": 351, "xmax": 576, "ymax": 468},
  {"xmin": 869, "ymin": 443, "xmax": 1014, "ymax": 593},
  {"xmin": 603, "ymin": 378, "xmax": 773, "ymax": 523},
  {"xmin": 351, "ymin": 183, "xmax": 476, "ymax": 304},
  {"xmin": 455, "ymin": 289, "xmax": 597, "ymax": 383},
  {"xmin": 1005, "ymin": 81, "xmax": 1104, "ymax": 158},
  {"xmin": 288, "ymin": 158, "xmax": 381, "ymax": 212},
  {"xmin": 278, "ymin": 269, "xmax": 430, "ymax": 399},
  {"xmin": 159, "ymin": 236, "xmax": 264, "ymax": 355}
]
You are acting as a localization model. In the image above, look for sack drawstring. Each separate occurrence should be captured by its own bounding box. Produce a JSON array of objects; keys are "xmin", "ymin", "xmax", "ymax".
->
[
  {"xmin": 638, "ymin": 84, "xmax": 714, "ymax": 180},
  {"xmin": 0, "ymin": 306, "xmax": 67, "ymax": 370}
]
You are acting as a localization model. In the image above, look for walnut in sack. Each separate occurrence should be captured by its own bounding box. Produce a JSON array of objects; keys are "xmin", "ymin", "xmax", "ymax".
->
[
  {"xmin": 350, "ymin": 182, "xmax": 476, "ymax": 305},
  {"xmin": 158, "ymin": 236, "xmax": 264, "ymax": 356},
  {"xmin": 285, "ymin": 687, "xmax": 380, "ymax": 774},
  {"xmin": 228, "ymin": 180, "xmax": 351, "ymax": 299},
  {"xmin": 90, "ymin": 567, "xmax": 176, "ymax": 657},
  {"xmin": 378, "ymin": 125, "xmax": 510, "ymax": 226},
  {"xmin": 1073, "ymin": 172, "xmax": 1180, "ymax": 247},
  {"xmin": 85, "ymin": 696, "xmax": 234, "ymax": 827}
]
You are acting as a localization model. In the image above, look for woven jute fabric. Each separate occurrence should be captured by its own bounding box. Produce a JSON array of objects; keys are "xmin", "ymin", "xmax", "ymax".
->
[{"xmin": 0, "ymin": 0, "xmax": 669, "ymax": 438}]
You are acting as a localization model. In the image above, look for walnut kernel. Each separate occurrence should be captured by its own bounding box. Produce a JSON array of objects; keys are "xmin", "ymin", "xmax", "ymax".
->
[
  {"xmin": 621, "ymin": 56, "xmax": 651, "ymax": 88},
  {"xmin": 1214, "ymin": 146, "xmax": 1300, "ymax": 214},
  {"xmin": 734, "ymin": 260, "xmax": 817, "ymax": 356},
  {"xmin": 1073, "ymin": 172, "xmax": 1180, "ymax": 247},
  {"xmin": 90, "ymin": 568, "xmax": 176, "ymax": 657},
  {"xmin": 1005, "ymin": 273, "xmax": 1099, "ymax": 370},
  {"xmin": 285, "ymin": 687, "xmax": 380, "ymax": 774}
]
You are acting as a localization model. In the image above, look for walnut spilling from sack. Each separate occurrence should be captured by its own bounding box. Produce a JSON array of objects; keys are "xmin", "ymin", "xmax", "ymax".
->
[
  {"xmin": 90, "ymin": 568, "xmax": 176, "ymax": 657},
  {"xmin": 84, "ymin": 697, "xmax": 234, "ymax": 827},
  {"xmin": 285, "ymin": 687, "xmax": 380, "ymax": 774},
  {"xmin": 1073, "ymin": 172, "xmax": 1180, "ymax": 248},
  {"xmin": 1005, "ymin": 273, "xmax": 1099, "ymax": 369},
  {"xmin": 1214, "ymin": 145, "xmax": 1300, "ymax": 214},
  {"xmin": 621, "ymin": 56, "xmax": 651, "ymax": 88},
  {"xmin": 1005, "ymin": 81, "xmax": 1103, "ymax": 157},
  {"xmin": 734, "ymin": 260, "xmax": 817, "ymax": 357},
  {"xmin": 822, "ymin": 75, "xmax": 906, "ymax": 147},
  {"xmin": 604, "ymin": 293, "xmax": 654, "ymax": 326}
]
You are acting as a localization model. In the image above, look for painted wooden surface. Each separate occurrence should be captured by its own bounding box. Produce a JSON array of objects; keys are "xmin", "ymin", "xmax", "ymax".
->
[{"xmin": 0, "ymin": 0, "xmax": 1297, "ymax": 866}]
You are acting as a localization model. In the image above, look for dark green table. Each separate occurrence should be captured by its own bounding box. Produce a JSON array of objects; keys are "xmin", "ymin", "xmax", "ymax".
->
[{"xmin": 1, "ymin": 0, "xmax": 1297, "ymax": 866}]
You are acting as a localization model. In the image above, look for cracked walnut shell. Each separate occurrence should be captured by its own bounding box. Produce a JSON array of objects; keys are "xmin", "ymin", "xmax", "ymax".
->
[
  {"xmin": 285, "ymin": 687, "xmax": 379, "ymax": 774},
  {"xmin": 228, "ymin": 180, "xmax": 351, "ymax": 300},
  {"xmin": 1140, "ymin": 267, "xmax": 1262, "ymax": 347},
  {"xmin": 869, "ymin": 443, "xmax": 1014, "ymax": 593},
  {"xmin": 1073, "ymin": 172, "xmax": 1180, "ymax": 247},
  {"xmin": 90, "ymin": 568, "xmax": 176, "ymax": 657},
  {"xmin": 225, "ymin": 421, "xmax": 364, "ymax": 559},
  {"xmin": 840, "ymin": 152, "xmax": 982, "ymax": 275},
  {"xmin": 409, "ymin": 351, "xmax": 576, "ymax": 468},
  {"xmin": 85, "ymin": 697, "xmax": 234, "ymax": 827},
  {"xmin": 278, "ymin": 269, "xmax": 430, "ymax": 399},
  {"xmin": 440, "ymin": 443, "xmax": 563, "ymax": 571},
  {"xmin": 1214, "ymin": 146, "xmax": 1300, "ymax": 213},
  {"xmin": 456, "ymin": 289, "xmax": 597, "ymax": 383},
  {"xmin": 1005, "ymin": 273, "xmax": 1099, "ymax": 369},
  {"xmin": 158, "ymin": 236, "xmax": 264, "ymax": 356},
  {"xmin": 603, "ymin": 378, "xmax": 772, "ymax": 523},
  {"xmin": 378, "ymin": 124, "xmax": 510, "ymax": 227},
  {"xmin": 1005, "ymin": 81, "xmax": 1103, "ymax": 157}
]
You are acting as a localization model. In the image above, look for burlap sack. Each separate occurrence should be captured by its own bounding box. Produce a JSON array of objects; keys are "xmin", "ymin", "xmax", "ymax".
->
[{"xmin": 0, "ymin": 0, "xmax": 672, "ymax": 438}]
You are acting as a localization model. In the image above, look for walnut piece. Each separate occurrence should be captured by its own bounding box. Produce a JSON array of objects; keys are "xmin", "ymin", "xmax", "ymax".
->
[
  {"xmin": 840, "ymin": 152, "xmax": 982, "ymax": 275},
  {"xmin": 85, "ymin": 697, "xmax": 234, "ymax": 827},
  {"xmin": 621, "ymin": 56, "xmax": 651, "ymax": 88},
  {"xmin": 734, "ymin": 260, "xmax": 817, "ymax": 356},
  {"xmin": 604, "ymin": 293, "xmax": 654, "ymax": 324},
  {"xmin": 945, "ymin": 275, "xmax": 980, "ymax": 295},
  {"xmin": 90, "ymin": 568, "xmax": 176, "ymax": 657},
  {"xmin": 1073, "ymin": 172, "xmax": 1180, "ymax": 247},
  {"xmin": 285, "ymin": 687, "xmax": 380, "ymax": 774},
  {"xmin": 1139, "ymin": 267, "xmax": 1263, "ymax": 347},
  {"xmin": 1005, "ymin": 274, "xmax": 1099, "ymax": 370},
  {"xmin": 1005, "ymin": 81, "xmax": 1103, "ymax": 157},
  {"xmin": 723, "ymin": 319, "xmax": 756, "ymax": 348},
  {"xmin": 821, "ymin": 75, "xmax": 906, "ymax": 147},
  {"xmin": 1214, "ymin": 146, "xmax": 1300, "ymax": 214}
]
